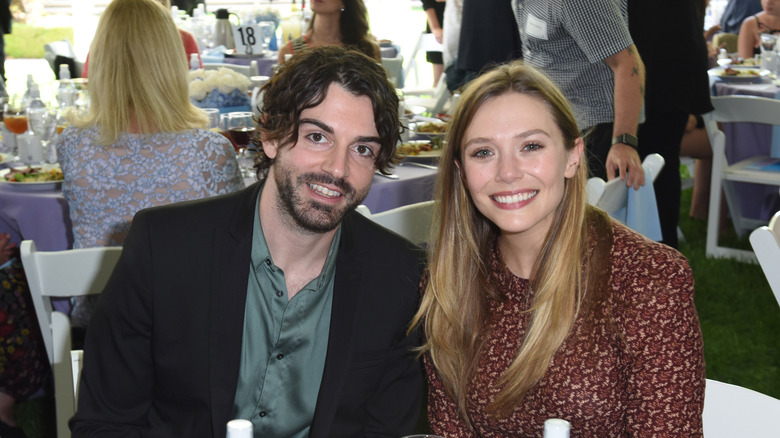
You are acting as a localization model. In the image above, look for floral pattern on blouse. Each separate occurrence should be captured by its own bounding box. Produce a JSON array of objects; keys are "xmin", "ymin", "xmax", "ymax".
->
[
  {"xmin": 425, "ymin": 220, "xmax": 705, "ymax": 437},
  {"xmin": 58, "ymin": 126, "xmax": 244, "ymax": 249},
  {"xmin": 0, "ymin": 260, "xmax": 48, "ymax": 399}
]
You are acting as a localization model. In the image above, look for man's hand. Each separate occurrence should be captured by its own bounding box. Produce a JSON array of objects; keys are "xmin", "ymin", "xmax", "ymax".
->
[{"xmin": 606, "ymin": 143, "xmax": 645, "ymax": 189}]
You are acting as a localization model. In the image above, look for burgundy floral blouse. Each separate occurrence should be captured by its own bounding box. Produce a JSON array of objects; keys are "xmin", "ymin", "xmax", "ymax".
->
[{"xmin": 425, "ymin": 221, "xmax": 705, "ymax": 437}]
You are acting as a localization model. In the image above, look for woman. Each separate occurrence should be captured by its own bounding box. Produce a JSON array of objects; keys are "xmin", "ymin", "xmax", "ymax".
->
[
  {"xmin": 81, "ymin": 0, "xmax": 202, "ymax": 78},
  {"xmin": 0, "ymin": 233, "xmax": 47, "ymax": 438},
  {"xmin": 738, "ymin": 0, "xmax": 780, "ymax": 58},
  {"xmin": 412, "ymin": 61, "xmax": 705, "ymax": 436},
  {"xmin": 58, "ymin": 0, "xmax": 243, "ymax": 325},
  {"xmin": 277, "ymin": 0, "xmax": 381, "ymax": 64}
]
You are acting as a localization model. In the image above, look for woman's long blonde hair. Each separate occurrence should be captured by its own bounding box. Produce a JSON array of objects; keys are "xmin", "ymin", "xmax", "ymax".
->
[
  {"xmin": 71, "ymin": 0, "xmax": 207, "ymax": 145},
  {"xmin": 411, "ymin": 61, "xmax": 592, "ymax": 420}
]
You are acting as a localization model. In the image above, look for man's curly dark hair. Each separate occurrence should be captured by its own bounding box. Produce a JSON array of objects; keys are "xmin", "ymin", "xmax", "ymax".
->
[{"xmin": 251, "ymin": 46, "xmax": 400, "ymax": 179}]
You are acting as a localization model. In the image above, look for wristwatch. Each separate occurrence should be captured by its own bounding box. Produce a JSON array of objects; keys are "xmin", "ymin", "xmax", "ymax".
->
[{"xmin": 611, "ymin": 133, "xmax": 639, "ymax": 150}]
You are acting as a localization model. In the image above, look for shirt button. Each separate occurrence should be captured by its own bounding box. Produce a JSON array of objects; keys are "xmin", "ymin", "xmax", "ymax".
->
[
  {"xmin": 277, "ymin": 353, "xmax": 284, "ymax": 360},
  {"xmin": 265, "ymin": 259, "xmax": 271, "ymax": 266},
  {"xmin": 275, "ymin": 290, "xmax": 283, "ymax": 297},
  {"xmin": 259, "ymin": 410, "xmax": 267, "ymax": 417}
]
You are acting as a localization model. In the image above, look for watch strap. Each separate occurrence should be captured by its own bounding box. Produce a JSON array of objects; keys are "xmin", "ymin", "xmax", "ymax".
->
[{"xmin": 611, "ymin": 133, "xmax": 639, "ymax": 150}]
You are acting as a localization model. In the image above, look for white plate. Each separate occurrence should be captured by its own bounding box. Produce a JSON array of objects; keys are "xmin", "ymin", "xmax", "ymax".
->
[
  {"xmin": 709, "ymin": 67, "xmax": 763, "ymax": 82},
  {"xmin": 0, "ymin": 165, "xmax": 63, "ymax": 191},
  {"xmin": 398, "ymin": 140, "xmax": 443, "ymax": 158}
]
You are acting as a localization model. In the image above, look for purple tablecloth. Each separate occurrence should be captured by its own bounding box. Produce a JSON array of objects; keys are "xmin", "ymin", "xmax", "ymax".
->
[
  {"xmin": 713, "ymin": 79, "xmax": 780, "ymax": 221},
  {"xmin": 362, "ymin": 164, "xmax": 437, "ymax": 213},
  {"xmin": 0, "ymin": 184, "xmax": 72, "ymax": 251}
]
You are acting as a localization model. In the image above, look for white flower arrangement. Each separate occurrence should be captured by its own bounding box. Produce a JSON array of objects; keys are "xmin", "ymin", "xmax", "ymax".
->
[{"xmin": 189, "ymin": 68, "xmax": 252, "ymax": 108}]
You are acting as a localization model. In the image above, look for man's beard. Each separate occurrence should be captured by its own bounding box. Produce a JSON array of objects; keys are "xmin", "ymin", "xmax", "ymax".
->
[{"xmin": 273, "ymin": 165, "xmax": 370, "ymax": 233}]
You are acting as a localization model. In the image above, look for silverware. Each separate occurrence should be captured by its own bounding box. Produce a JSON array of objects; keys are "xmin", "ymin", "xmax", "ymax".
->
[
  {"xmin": 401, "ymin": 161, "xmax": 438, "ymax": 170},
  {"xmin": 375, "ymin": 170, "xmax": 399, "ymax": 179}
]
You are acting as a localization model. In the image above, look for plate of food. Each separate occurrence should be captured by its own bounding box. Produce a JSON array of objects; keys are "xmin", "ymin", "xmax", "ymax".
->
[
  {"xmin": 397, "ymin": 140, "xmax": 442, "ymax": 157},
  {"xmin": 709, "ymin": 66, "xmax": 763, "ymax": 82},
  {"xmin": 408, "ymin": 119, "xmax": 448, "ymax": 148},
  {"xmin": 0, "ymin": 164, "xmax": 64, "ymax": 190}
]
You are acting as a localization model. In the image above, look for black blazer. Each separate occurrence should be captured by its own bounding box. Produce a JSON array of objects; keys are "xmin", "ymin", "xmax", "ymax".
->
[{"xmin": 71, "ymin": 183, "xmax": 426, "ymax": 437}]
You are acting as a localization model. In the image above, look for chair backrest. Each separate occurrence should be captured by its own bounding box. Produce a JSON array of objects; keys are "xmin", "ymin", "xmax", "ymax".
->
[
  {"xmin": 750, "ymin": 210, "xmax": 780, "ymax": 307},
  {"xmin": 358, "ymin": 201, "xmax": 435, "ymax": 245},
  {"xmin": 586, "ymin": 153, "xmax": 664, "ymax": 215},
  {"xmin": 703, "ymin": 379, "xmax": 780, "ymax": 437},
  {"xmin": 381, "ymin": 55, "xmax": 404, "ymax": 88},
  {"xmin": 20, "ymin": 240, "xmax": 122, "ymax": 438}
]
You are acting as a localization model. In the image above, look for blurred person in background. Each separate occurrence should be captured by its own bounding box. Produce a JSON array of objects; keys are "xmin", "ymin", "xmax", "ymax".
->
[
  {"xmin": 58, "ymin": 0, "xmax": 242, "ymax": 328},
  {"xmin": 0, "ymin": 0, "xmax": 9, "ymax": 83},
  {"xmin": 277, "ymin": 0, "xmax": 380, "ymax": 64},
  {"xmin": 722, "ymin": 0, "xmax": 762, "ymax": 34},
  {"xmin": 627, "ymin": 0, "xmax": 713, "ymax": 248},
  {"xmin": 81, "ymin": 0, "xmax": 202, "ymax": 78},
  {"xmin": 422, "ymin": 0, "xmax": 445, "ymax": 87},
  {"xmin": 0, "ymin": 233, "xmax": 48, "ymax": 438},
  {"xmin": 515, "ymin": 0, "xmax": 646, "ymax": 191},
  {"xmin": 737, "ymin": 0, "xmax": 780, "ymax": 58}
]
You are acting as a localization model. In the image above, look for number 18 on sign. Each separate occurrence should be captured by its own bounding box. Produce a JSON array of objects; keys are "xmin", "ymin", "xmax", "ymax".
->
[{"xmin": 232, "ymin": 24, "xmax": 262, "ymax": 56}]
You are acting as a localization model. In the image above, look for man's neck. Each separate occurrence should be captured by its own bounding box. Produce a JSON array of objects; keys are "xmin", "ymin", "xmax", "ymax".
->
[{"xmin": 258, "ymin": 184, "xmax": 338, "ymax": 299}]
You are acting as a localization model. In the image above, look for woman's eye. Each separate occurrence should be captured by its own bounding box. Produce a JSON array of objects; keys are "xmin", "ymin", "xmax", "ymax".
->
[
  {"xmin": 523, "ymin": 142, "xmax": 542, "ymax": 151},
  {"xmin": 470, "ymin": 148, "xmax": 492, "ymax": 158}
]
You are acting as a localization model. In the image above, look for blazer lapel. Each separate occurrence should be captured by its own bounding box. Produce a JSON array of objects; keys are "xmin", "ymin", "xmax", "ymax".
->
[
  {"xmin": 208, "ymin": 184, "xmax": 260, "ymax": 436},
  {"xmin": 310, "ymin": 212, "xmax": 367, "ymax": 437}
]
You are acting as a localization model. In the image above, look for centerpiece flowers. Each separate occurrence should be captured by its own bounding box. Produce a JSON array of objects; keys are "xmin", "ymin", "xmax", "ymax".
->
[{"xmin": 189, "ymin": 67, "xmax": 251, "ymax": 110}]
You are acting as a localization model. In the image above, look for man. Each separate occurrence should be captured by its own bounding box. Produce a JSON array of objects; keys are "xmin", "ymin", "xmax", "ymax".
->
[
  {"xmin": 514, "ymin": 0, "xmax": 647, "ymax": 189},
  {"xmin": 628, "ymin": 0, "xmax": 713, "ymax": 248},
  {"xmin": 70, "ymin": 46, "xmax": 425, "ymax": 437}
]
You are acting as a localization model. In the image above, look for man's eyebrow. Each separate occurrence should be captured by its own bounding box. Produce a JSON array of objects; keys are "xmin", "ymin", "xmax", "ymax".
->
[
  {"xmin": 300, "ymin": 118, "xmax": 334, "ymax": 134},
  {"xmin": 300, "ymin": 118, "xmax": 381, "ymax": 144}
]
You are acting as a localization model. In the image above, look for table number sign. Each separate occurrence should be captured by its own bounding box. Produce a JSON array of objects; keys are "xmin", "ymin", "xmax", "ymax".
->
[{"xmin": 232, "ymin": 24, "xmax": 262, "ymax": 56}]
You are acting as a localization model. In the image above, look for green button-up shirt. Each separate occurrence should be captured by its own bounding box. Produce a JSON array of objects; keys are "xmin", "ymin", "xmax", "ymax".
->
[{"xmin": 231, "ymin": 193, "xmax": 339, "ymax": 437}]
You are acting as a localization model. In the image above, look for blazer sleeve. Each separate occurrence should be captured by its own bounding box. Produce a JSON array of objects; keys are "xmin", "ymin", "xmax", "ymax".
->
[{"xmin": 70, "ymin": 212, "xmax": 157, "ymax": 437}]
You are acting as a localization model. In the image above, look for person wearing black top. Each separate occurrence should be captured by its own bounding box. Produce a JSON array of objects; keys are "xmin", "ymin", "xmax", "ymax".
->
[{"xmin": 628, "ymin": 0, "xmax": 714, "ymax": 248}]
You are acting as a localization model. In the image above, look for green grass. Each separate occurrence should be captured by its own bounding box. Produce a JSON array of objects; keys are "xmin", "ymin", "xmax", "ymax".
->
[
  {"xmin": 678, "ymin": 189, "xmax": 780, "ymax": 398},
  {"xmin": 10, "ymin": 189, "xmax": 780, "ymax": 436},
  {"xmin": 5, "ymin": 23, "xmax": 73, "ymax": 59}
]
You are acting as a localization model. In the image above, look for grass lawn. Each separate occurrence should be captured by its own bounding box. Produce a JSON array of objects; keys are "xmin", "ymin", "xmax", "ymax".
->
[{"xmin": 4, "ymin": 23, "xmax": 73, "ymax": 59}]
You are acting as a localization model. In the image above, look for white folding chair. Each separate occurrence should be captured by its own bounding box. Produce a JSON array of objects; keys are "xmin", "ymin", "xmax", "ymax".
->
[
  {"xmin": 20, "ymin": 240, "xmax": 122, "ymax": 438},
  {"xmin": 357, "ymin": 201, "xmax": 434, "ymax": 245},
  {"xmin": 586, "ymin": 153, "xmax": 665, "ymax": 215},
  {"xmin": 381, "ymin": 54, "xmax": 404, "ymax": 88},
  {"xmin": 402, "ymin": 32, "xmax": 444, "ymax": 88},
  {"xmin": 703, "ymin": 379, "xmax": 780, "ymax": 438},
  {"xmin": 703, "ymin": 95, "xmax": 780, "ymax": 262},
  {"xmin": 750, "ymin": 210, "xmax": 780, "ymax": 307}
]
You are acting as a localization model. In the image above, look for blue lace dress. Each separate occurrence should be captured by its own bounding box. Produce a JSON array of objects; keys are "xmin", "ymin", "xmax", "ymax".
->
[
  {"xmin": 57, "ymin": 126, "xmax": 244, "ymax": 327},
  {"xmin": 58, "ymin": 126, "xmax": 244, "ymax": 248}
]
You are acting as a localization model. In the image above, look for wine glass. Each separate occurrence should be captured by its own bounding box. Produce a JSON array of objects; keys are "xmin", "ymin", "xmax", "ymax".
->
[
  {"xmin": 228, "ymin": 112, "xmax": 256, "ymax": 177},
  {"xmin": 4, "ymin": 100, "xmax": 28, "ymax": 159}
]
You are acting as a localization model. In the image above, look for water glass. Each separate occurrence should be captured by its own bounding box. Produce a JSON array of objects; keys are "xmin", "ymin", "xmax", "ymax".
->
[{"xmin": 203, "ymin": 107, "xmax": 220, "ymax": 130}]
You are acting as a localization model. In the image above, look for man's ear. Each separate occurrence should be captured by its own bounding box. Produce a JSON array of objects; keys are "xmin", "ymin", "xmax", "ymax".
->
[{"xmin": 264, "ymin": 139, "xmax": 279, "ymax": 160}]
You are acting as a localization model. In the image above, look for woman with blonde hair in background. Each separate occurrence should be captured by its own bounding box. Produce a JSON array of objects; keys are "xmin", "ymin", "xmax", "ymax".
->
[
  {"xmin": 58, "ymin": 0, "xmax": 242, "ymax": 326},
  {"xmin": 81, "ymin": 0, "xmax": 201, "ymax": 77},
  {"xmin": 277, "ymin": 0, "xmax": 380, "ymax": 64},
  {"xmin": 412, "ymin": 61, "xmax": 705, "ymax": 436}
]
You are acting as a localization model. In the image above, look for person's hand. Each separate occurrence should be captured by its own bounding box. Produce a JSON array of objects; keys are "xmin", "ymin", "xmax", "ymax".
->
[
  {"xmin": 605, "ymin": 144, "xmax": 645, "ymax": 190},
  {"xmin": 0, "ymin": 233, "xmax": 17, "ymax": 266},
  {"xmin": 432, "ymin": 27, "xmax": 443, "ymax": 44}
]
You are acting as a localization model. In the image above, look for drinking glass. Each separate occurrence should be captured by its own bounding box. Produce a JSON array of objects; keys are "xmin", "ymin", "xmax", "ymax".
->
[
  {"xmin": 258, "ymin": 21, "xmax": 276, "ymax": 53},
  {"xmin": 203, "ymin": 107, "xmax": 220, "ymax": 130},
  {"xmin": 4, "ymin": 100, "xmax": 27, "ymax": 158},
  {"xmin": 227, "ymin": 112, "xmax": 255, "ymax": 152}
]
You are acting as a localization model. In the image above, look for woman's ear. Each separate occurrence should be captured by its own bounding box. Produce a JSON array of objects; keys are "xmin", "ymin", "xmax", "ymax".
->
[{"xmin": 565, "ymin": 137, "xmax": 584, "ymax": 178}]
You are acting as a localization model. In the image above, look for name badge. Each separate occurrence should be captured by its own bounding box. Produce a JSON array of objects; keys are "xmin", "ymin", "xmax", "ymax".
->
[{"xmin": 526, "ymin": 13, "xmax": 548, "ymax": 40}]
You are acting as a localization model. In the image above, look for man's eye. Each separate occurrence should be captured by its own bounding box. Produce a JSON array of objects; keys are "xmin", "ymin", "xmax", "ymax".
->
[
  {"xmin": 355, "ymin": 144, "xmax": 375, "ymax": 157},
  {"xmin": 308, "ymin": 133, "xmax": 327, "ymax": 143}
]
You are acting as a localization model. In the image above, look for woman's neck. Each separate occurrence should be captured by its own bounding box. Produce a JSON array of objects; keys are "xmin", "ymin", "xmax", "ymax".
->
[{"xmin": 310, "ymin": 13, "xmax": 342, "ymax": 46}]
